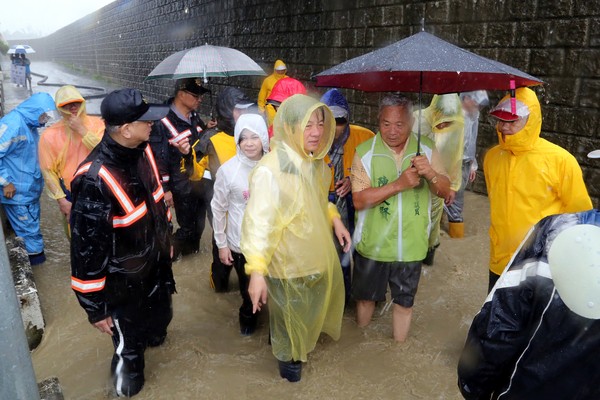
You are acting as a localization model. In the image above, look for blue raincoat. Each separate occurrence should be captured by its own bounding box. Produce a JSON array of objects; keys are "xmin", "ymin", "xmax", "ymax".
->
[
  {"xmin": 0, "ymin": 93, "xmax": 55, "ymax": 256},
  {"xmin": 0, "ymin": 92, "xmax": 55, "ymax": 205}
]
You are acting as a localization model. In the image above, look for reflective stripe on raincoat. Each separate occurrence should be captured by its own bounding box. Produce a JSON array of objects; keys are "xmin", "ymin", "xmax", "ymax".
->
[{"xmin": 483, "ymin": 87, "xmax": 592, "ymax": 275}]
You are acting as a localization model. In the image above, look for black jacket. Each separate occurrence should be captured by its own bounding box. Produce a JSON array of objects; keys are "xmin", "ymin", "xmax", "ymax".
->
[
  {"xmin": 70, "ymin": 134, "xmax": 174, "ymax": 323},
  {"xmin": 148, "ymin": 100, "xmax": 207, "ymax": 194},
  {"xmin": 458, "ymin": 210, "xmax": 600, "ymax": 400}
]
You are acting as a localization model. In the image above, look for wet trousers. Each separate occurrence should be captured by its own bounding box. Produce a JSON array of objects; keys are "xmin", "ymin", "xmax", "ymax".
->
[
  {"xmin": 230, "ymin": 251, "xmax": 256, "ymax": 332},
  {"xmin": 445, "ymin": 160, "xmax": 472, "ymax": 223},
  {"xmin": 172, "ymin": 185, "xmax": 201, "ymax": 255},
  {"xmin": 3, "ymin": 202, "xmax": 44, "ymax": 254},
  {"xmin": 110, "ymin": 283, "xmax": 173, "ymax": 397}
]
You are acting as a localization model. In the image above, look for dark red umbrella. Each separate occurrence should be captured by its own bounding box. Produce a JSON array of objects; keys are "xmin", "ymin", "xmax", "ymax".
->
[
  {"xmin": 314, "ymin": 31, "xmax": 543, "ymax": 93},
  {"xmin": 314, "ymin": 30, "xmax": 543, "ymax": 153}
]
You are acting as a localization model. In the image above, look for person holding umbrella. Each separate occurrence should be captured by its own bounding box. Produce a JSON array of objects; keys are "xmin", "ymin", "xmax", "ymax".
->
[
  {"xmin": 149, "ymin": 78, "xmax": 215, "ymax": 259},
  {"xmin": 351, "ymin": 93, "xmax": 451, "ymax": 342},
  {"xmin": 483, "ymin": 87, "xmax": 592, "ymax": 292}
]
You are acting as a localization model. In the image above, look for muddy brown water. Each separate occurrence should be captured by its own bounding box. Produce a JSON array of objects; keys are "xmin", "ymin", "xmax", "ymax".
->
[{"xmin": 31, "ymin": 190, "xmax": 490, "ymax": 399}]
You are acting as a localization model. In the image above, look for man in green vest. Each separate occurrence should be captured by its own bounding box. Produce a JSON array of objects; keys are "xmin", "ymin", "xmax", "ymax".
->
[{"xmin": 351, "ymin": 93, "xmax": 451, "ymax": 342}]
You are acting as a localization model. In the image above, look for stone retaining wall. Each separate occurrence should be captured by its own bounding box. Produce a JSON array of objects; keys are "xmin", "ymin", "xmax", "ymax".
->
[{"xmin": 13, "ymin": 0, "xmax": 600, "ymax": 205}]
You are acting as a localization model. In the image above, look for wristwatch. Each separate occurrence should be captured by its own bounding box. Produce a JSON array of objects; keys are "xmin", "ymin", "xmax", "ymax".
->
[{"xmin": 429, "ymin": 174, "xmax": 438, "ymax": 184}]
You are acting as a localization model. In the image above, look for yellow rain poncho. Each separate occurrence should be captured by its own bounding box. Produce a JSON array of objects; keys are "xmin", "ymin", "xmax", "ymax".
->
[
  {"xmin": 415, "ymin": 94, "xmax": 464, "ymax": 248},
  {"xmin": 38, "ymin": 85, "xmax": 104, "ymax": 200},
  {"xmin": 257, "ymin": 59, "xmax": 287, "ymax": 112},
  {"xmin": 484, "ymin": 87, "xmax": 592, "ymax": 275},
  {"xmin": 241, "ymin": 94, "xmax": 344, "ymax": 362}
]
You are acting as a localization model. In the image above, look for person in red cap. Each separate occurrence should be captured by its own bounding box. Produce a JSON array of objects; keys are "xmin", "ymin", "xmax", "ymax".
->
[
  {"xmin": 458, "ymin": 148, "xmax": 600, "ymax": 400},
  {"xmin": 70, "ymin": 88, "xmax": 178, "ymax": 397},
  {"xmin": 483, "ymin": 87, "xmax": 592, "ymax": 292}
]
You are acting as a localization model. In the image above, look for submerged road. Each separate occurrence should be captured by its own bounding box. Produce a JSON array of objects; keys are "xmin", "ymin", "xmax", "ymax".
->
[{"xmin": 1, "ymin": 60, "xmax": 490, "ymax": 399}]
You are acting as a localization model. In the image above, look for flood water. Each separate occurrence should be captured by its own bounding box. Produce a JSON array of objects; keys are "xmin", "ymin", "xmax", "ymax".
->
[
  {"xmin": 17, "ymin": 62, "xmax": 490, "ymax": 399},
  {"xmin": 31, "ymin": 190, "xmax": 490, "ymax": 400}
]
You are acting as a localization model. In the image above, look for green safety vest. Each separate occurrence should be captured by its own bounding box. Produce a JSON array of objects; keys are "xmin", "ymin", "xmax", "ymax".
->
[{"xmin": 354, "ymin": 132, "xmax": 433, "ymax": 262}]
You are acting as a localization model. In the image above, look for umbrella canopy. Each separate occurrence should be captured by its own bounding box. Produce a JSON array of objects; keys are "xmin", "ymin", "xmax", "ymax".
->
[
  {"xmin": 314, "ymin": 31, "xmax": 542, "ymax": 93},
  {"xmin": 146, "ymin": 44, "xmax": 266, "ymax": 81},
  {"xmin": 8, "ymin": 44, "xmax": 36, "ymax": 54}
]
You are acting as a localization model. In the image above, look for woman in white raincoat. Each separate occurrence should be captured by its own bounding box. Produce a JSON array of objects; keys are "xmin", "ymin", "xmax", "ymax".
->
[
  {"xmin": 241, "ymin": 94, "xmax": 351, "ymax": 382},
  {"xmin": 211, "ymin": 113, "xmax": 269, "ymax": 335},
  {"xmin": 414, "ymin": 94, "xmax": 464, "ymax": 264}
]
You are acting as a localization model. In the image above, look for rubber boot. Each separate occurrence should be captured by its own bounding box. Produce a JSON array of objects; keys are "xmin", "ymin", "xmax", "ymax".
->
[
  {"xmin": 448, "ymin": 222, "xmax": 465, "ymax": 238},
  {"xmin": 278, "ymin": 360, "xmax": 302, "ymax": 382}
]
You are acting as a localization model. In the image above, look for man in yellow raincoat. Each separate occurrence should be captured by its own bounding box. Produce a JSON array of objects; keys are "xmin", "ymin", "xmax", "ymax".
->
[
  {"xmin": 38, "ymin": 85, "xmax": 104, "ymax": 234},
  {"xmin": 414, "ymin": 93, "xmax": 464, "ymax": 264},
  {"xmin": 241, "ymin": 94, "xmax": 350, "ymax": 382},
  {"xmin": 484, "ymin": 87, "xmax": 592, "ymax": 292},
  {"xmin": 257, "ymin": 59, "xmax": 287, "ymax": 113}
]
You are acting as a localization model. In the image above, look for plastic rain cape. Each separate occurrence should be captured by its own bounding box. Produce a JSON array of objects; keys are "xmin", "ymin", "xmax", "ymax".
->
[
  {"xmin": 241, "ymin": 94, "xmax": 344, "ymax": 362},
  {"xmin": 415, "ymin": 94, "xmax": 464, "ymax": 247}
]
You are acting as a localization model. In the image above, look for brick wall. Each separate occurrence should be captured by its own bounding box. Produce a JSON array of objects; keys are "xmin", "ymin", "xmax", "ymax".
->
[{"xmin": 19, "ymin": 0, "xmax": 600, "ymax": 205}]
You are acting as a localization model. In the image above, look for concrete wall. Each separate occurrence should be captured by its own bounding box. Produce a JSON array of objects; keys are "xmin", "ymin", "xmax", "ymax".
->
[{"xmin": 17, "ymin": 0, "xmax": 600, "ymax": 205}]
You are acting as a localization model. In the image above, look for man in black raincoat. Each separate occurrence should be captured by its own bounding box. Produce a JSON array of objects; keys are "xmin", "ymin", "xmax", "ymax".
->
[
  {"xmin": 70, "ymin": 89, "xmax": 175, "ymax": 397},
  {"xmin": 458, "ymin": 150, "xmax": 600, "ymax": 400},
  {"xmin": 149, "ymin": 78, "xmax": 214, "ymax": 259}
]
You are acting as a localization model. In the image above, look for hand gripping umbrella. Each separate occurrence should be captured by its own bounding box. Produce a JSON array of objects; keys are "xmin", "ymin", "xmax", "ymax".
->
[{"xmin": 314, "ymin": 30, "xmax": 543, "ymax": 152}]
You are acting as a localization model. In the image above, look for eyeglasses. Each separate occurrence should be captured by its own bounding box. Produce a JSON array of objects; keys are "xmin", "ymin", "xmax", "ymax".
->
[{"xmin": 184, "ymin": 90, "xmax": 202, "ymax": 99}]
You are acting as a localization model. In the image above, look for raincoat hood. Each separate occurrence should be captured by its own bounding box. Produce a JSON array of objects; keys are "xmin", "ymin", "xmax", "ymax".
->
[
  {"xmin": 55, "ymin": 85, "xmax": 87, "ymax": 118},
  {"xmin": 320, "ymin": 88, "xmax": 351, "ymax": 149},
  {"xmin": 216, "ymin": 87, "xmax": 247, "ymax": 136},
  {"xmin": 233, "ymin": 113, "xmax": 269, "ymax": 167},
  {"xmin": 267, "ymin": 77, "xmax": 306, "ymax": 104},
  {"xmin": 272, "ymin": 94, "xmax": 334, "ymax": 160},
  {"xmin": 274, "ymin": 59, "xmax": 287, "ymax": 71},
  {"xmin": 416, "ymin": 93, "xmax": 464, "ymax": 189},
  {"xmin": 14, "ymin": 92, "xmax": 56, "ymax": 128},
  {"xmin": 495, "ymin": 87, "xmax": 541, "ymax": 154}
]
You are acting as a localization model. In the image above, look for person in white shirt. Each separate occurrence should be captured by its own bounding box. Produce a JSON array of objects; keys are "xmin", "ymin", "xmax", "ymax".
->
[{"xmin": 211, "ymin": 113, "xmax": 269, "ymax": 335}]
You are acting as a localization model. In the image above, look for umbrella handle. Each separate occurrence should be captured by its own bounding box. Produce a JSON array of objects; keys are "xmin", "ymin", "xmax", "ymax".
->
[{"xmin": 510, "ymin": 79, "xmax": 516, "ymax": 115}]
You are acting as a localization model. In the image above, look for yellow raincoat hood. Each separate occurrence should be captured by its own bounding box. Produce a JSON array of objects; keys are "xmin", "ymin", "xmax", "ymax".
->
[
  {"xmin": 274, "ymin": 59, "xmax": 286, "ymax": 71},
  {"xmin": 495, "ymin": 87, "xmax": 541, "ymax": 155},
  {"xmin": 241, "ymin": 94, "xmax": 343, "ymax": 362},
  {"xmin": 484, "ymin": 87, "xmax": 592, "ymax": 275},
  {"xmin": 417, "ymin": 93, "xmax": 464, "ymax": 190},
  {"xmin": 271, "ymin": 94, "xmax": 335, "ymax": 160},
  {"xmin": 55, "ymin": 85, "xmax": 87, "ymax": 118}
]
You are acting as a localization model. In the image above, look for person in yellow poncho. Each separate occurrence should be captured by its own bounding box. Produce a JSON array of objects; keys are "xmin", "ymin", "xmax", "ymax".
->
[
  {"xmin": 414, "ymin": 94, "xmax": 464, "ymax": 264},
  {"xmin": 38, "ymin": 85, "xmax": 104, "ymax": 235},
  {"xmin": 241, "ymin": 94, "xmax": 351, "ymax": 382},
  {"xmin": 257, "ymin": 59, "xmax": 287, "ymax": 113},
  {"xmin": 484, "ymin": 87, "xmax": 592, "ymax": 292}
]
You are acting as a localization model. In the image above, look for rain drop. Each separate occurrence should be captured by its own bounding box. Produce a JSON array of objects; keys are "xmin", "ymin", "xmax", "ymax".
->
[
  {"xmin": 588, "ymin": 301, "xmax": 595, "ymax": 308},
  {"xmin": 575, "ymin": 235, "xmax": 583, "ymax": 243}
]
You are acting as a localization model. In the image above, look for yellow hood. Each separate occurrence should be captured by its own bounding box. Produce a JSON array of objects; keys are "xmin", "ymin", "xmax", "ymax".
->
[
  {"xmin": 271, "ymin": 94, "xmax": 335, "ymax": 160},
  {"xmin": 274, "ymin": 59, "xmax": 287, "ymax": 71},
  {"xmin": 55, "ymin": 85, "xmax": 87, "ymax": 118},
  {"xmin": 496, "ymin": 87, "xmax": 541, "ymax": 155}
]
